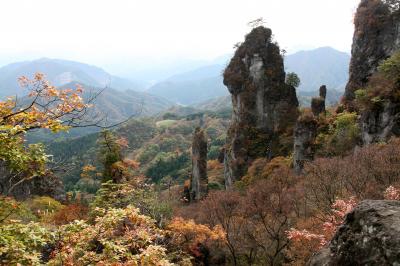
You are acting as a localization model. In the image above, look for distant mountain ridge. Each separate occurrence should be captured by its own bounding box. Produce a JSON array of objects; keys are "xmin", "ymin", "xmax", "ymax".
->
[
  {"xmin": 73, "ymin": 84, "xmax": 174, "ymax": 122},
  {"xmin": 148, "ymin": 76, "xmax": 226, "ymax": 105},
  {"xmin": 147, "ymin": 47, "xmax": 350, "ymax": 105},
  {"xmin": 285, "ymin": 47, "xmax": 350, "ymax": 92},
  {"xmin": 26, "ymin": 83, "xmax": 174, "ymax": 143},
  {"xmin": 0, "ymin": 58, "xmax": 142, "ymax": 96}
]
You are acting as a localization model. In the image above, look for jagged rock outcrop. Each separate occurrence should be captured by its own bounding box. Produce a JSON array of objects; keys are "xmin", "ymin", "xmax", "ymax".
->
[
  {"xmin": 294, "ymin": 86, "xmax": 327, "ymax": 173},
  {"xmin": 309, "ymin": 200, "xmax": 400, "ymax": 265},
  {"xmin": 190, "ymin": 127, "xmax": 208, "ymax": 201},
  {"xmin": 222, "ymin": 26, "xmax": 299, "ymax": 187},
  {"xmin": 344, "ymin": 0, "xmax": 400, "ymax": 104},
  {"xmin": 343, "ymin": 1, "xmax": 400, "ymax": 144},
  {"xmin": 361, "ymin": 101, "xmax": 400, "ymax": 144},
  {"xmin": 293, "ymin": 115, "xmax": 318, "ymax": 174}
]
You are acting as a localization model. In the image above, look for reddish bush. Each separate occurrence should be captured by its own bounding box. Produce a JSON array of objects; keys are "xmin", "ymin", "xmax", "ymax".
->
[{"xmin": 49, "ymin": 204, "xmax": 88, "ymax": 225}]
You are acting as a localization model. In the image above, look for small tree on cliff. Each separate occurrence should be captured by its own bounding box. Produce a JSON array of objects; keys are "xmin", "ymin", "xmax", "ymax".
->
[
  {"xmin": 247, "ymin": 17, "xmax": 265, "ymax": 28},
  {"xmin": 286, "ymin": 72, "xmax": 301, "ymax": 88}
]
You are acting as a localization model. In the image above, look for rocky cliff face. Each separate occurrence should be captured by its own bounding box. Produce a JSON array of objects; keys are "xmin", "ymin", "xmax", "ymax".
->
[
  {"xmin": 343, "ymin": 0, "xmax": 400, "ymax": 144},
  {"xmin": 190, "ymin": 127, "xmax": 208, "ymax": 201},
  {"xmin": 223, "ymin": 26, "xmax": 299, "ymax": 187},
  {"xmin": 344, "ymin": 0, "xmax": 400, "ymax": 104},
  {"xmin": 309, "ymin": 200, "xmax": 400, "ymax": 265},
  {"xmin": 361, "ymin": 101, "xmax": 400, "ymax": 144}
]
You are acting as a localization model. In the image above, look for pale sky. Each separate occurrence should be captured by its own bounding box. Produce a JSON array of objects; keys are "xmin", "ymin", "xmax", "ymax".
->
[{"xmin": 0, "ymin": 0, "xmax": 360, "ymax": 75}]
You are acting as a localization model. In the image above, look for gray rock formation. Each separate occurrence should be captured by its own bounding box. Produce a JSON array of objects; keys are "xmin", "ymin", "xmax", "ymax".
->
[
  {"xmin": 342, "ymin": 1, "xmax": 400, "ymax": 144},
  {"xmin": 293, "ymin": 115, "xmax": 318, "ymax": 174},
  {"xmin": 190, "ymin": 127, "xmax": 208, "ymax": 201},
  {"xmin": 319, "ymin": 85, "xmax": 327, "ymax": 99},
  {"xmin": 311, "ymin": 98, "xmax": 325, "ymax": 116},
  {"xmin": 344, "ymin": 0, "xmax": 400, "ymax": 104},
  {"xmin": 361, "ymin": 101, "xmax": 400, "ymax": 144},
  {"xmin": 309, "ymin": 200, "xmax": 400, "ymax": 266},
  {"xmin": 223, "ymin": 26, "xmax": 299, "ymax": 187}
]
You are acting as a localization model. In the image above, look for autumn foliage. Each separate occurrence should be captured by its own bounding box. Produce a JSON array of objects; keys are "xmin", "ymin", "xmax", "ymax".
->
[
  {"xmin": 175, "ymin": 137, "xmax": 400, "ymax": 265},
  {"xmin": 49, "ymin": 204, "xmax": 88, "ymax": 225},
  {"xmin": 168, "ymin": 217, "xmax": 225, "ymax": 261},
  {"xmin": 0, "ymin": 73, "xmax": 92, "ymax": 197}
]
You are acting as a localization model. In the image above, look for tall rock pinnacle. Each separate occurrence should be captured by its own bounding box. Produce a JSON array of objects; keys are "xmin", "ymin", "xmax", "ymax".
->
[
  {"xmin": 190, "ymin": 127, "xmax": 208, "ymax": 201},
  {"xmin": 223, "ymin": 26, "xmax": 299, "ymax": 187}
]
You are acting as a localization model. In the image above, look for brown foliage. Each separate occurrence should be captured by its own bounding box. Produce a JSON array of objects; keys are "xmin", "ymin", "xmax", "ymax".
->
[
  {"xmin": 178, "ymin": 161, "xmax": 302, "ymax": 265},
  {"xmin": 49, "ymin": 204, "xmax": 88, "ymax": 225},
  {"xmin": 304, "ymin": 138, "xmax": 400, "ymax": 216},
  {"xmin": 176, "ymin": 138, "xmax": 400, "ymax": 265},
  {"xmin": 242, "ymin": 156, "xmax": 291, "ymax": 184},
  {"xmin": 168, "ymin": 217, "xmax": 226, "ymax": 263}
]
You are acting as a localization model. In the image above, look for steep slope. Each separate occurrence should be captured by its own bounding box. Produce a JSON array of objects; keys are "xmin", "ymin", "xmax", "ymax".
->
[
  {"xmin": 83, "ymin": 86, "xmax": 174, "ymax": 123},
  {"xmin": 0, "ymin": 58, "xmax": 141, "ymax": 96}
]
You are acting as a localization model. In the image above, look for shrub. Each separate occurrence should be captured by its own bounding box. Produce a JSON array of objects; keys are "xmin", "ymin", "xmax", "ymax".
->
[
  {"xmin": 48, "ymin": 204, "xmax": 88, "ymax": 225},
  {"xmin": 0, "ymin": 221, "xmax": 53, "ymax": 265},
  {"xmin": 286, "ymin": 72, "xmax": 301, "ymax": 88},
  {"xmin": 315, "ymin": 112, "xmax": 360, "ymax": 156},
  {"xmin": 168, "ymin": 217, "xmax": 225, "ymax": 262},
  {"xmin": 208, "ymin": 145, "xmax": 221, "ymax": 160},
  {"xmin": 90, "ymin": 179, "xmax": 172, "ymax": 227},
  {"xmin": 49, "ymin": 206, "xmax": 189, "ymax": 265},
  {"xmin": 25, "ymin": 196, "xmax": 64, "ymax": 221},
  {"xmin": 0, "ymin": 196, "xmax": 34, "ymax": 223},
  {"xmin": 354, "ymin": 50, "xmax": 400, "ymax": 110},
  {"xmin": 286, "ymin": 197, "xmax": 358, "ymax": 264}
]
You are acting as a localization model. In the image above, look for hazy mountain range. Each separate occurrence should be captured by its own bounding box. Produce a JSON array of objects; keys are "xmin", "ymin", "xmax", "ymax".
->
[
  {"xmin": 26, "ymin": 84, "xmax": 174, "ymax": 143},
  {"xmin": 146, "ymin": 47, "xmax": 350, "ymax": 105},
  {"xmin": 285, "ymin": 47, "xmax": 350, "ymax": 92},
  {"xmin": 0, "ymin": 58, "xmax": 142, "ymax": 97},
  {"xmin": 0, "ymin": 47, "xmax": 350, "ymax": 116}
]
